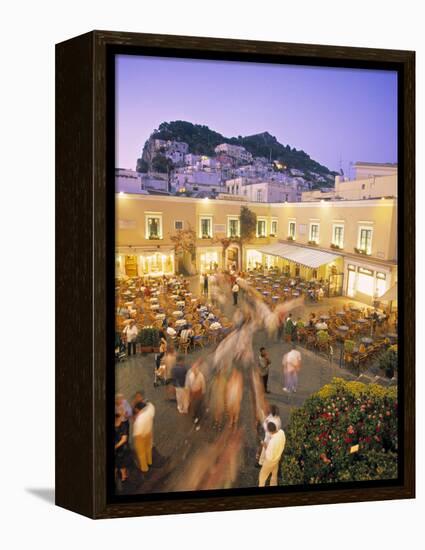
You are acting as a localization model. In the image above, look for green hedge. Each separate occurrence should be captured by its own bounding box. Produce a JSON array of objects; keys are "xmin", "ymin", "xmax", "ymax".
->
[{"xmin": 281, "ymin": 378, "xmax": 398, "ymax": 485}]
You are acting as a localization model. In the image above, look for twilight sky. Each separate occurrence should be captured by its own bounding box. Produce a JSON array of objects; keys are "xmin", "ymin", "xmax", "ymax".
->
[{"xmin": 116, "ymin": 54, "xmax": 397, "ymax": 175}]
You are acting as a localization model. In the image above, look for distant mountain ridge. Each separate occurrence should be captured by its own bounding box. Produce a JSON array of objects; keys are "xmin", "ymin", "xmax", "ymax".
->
[{"xmin": 137, "ymin": 120, "xmax": 336, "ymax": 181}]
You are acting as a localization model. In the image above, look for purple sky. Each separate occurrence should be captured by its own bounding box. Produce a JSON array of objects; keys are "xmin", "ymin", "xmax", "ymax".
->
[{"xmin": 116, "ymin": 54, "xmax": 397, "ymax": 175}]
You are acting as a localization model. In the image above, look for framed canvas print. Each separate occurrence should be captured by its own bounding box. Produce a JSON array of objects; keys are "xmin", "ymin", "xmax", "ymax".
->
[{"xmin": 55, "ymin": 30, "xmax": 415, "ymax": 519}]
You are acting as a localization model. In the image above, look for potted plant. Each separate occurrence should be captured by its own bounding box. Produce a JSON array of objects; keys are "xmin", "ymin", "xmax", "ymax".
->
[
  {"xmin": 138, "ymin": 327, "xmax": 160, "ymax": 353},
  {"xmin": 287, "ymin": 235, "xmax": 294, "ymax": 241},
  {"xmin": 330, "ymin": 243, "xmax": 342, "ymax": 250},
  {"xmin": 308, "ymin": 240, "xmax": 318, "ymax": 246},
  {"xmin": 354, "ymin": 247, "xmax": 370, "ymax": 255}
]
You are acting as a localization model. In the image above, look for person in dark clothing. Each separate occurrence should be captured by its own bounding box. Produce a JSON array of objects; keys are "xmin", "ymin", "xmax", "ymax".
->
[
  {"xmin": 232, "ymin": 282, "xmax": 240, "ymax": 305},
  {"xmin": 203, "ymin": 273, "xmax": 209, "ymax": 296},
  {"xmin": 258, "ymin": 347, "xmax": 271, "ymax": 393},
  {"xmin": 115, "ymin": 412, "xmax": 130, "ymax": 482}
]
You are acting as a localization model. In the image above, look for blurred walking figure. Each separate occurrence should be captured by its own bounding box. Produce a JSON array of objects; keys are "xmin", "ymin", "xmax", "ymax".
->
[
  {"xmin": 132, "ymin": 400, "xmax": 155, "ymax": 473},
  {"xmin": 232, "ymin": 281, "xmax": 240, "ymax": 305},
  {"xmin": 258, "ymin": 347, "xmax": 271, "ymax": 393},
  {"xmin": 282, "ymin": 345, "xmax": 302, "ymax": 393},
  {"xmin": 226, "ymin": 368, "xmax": 243, "ymax": 428},
  {"xmin": 186, "ymin": 360, "xmax": 206, "ymax": 424},
  {"xmin": 172, "ymin": 354, "xmax": 189, "ymax": 414},
  {"xmin": 210, "ymin": 369, "xmax": 227, "ymax": 428},
  {"xmin": 258, "ymin": 422, "xmax": 286, "ymax": 487}
]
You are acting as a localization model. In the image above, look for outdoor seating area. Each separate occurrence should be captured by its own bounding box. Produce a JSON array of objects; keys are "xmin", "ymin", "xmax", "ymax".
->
[
  {"xmin": 115, "ymin": 275, "xmax": 233, "ymax": 355},
  {"xmin": 244, "ymin": 267, "xmax": 328, "ymax": 305},
  {"xmin": 288, "ymin": 301, "xmax": 397, "ymax": 371}
]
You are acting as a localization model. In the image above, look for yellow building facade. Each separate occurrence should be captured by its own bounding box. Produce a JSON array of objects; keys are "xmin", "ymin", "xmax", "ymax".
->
[{"xmin": 116, "ymin": 194, "xmax": 397, "ymax": 304}]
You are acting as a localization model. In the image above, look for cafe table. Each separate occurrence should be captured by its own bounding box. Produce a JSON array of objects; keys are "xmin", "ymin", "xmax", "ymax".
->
[
  {"xmin": 150, "ymin": 304, "xmax": 160, "ymax": 311},
  {"xmin": 172, "ymin": 310, "xmax": 184, "ymax": 318},
  {"xmin": 338, "ymin": 325, "xmax": 349, "ymax": 332},
  {"xmin": 361, "ymin": 337, "xmax": 373, "ymax": 345},
  {"xmin": 155, "ymin": 313, "xmax": 166, "ymax": 320},
  {"xmin": 176, "ymin": 301, "xmax": 185, "ymax": 307},
  {"xmin": 175, "ymin": 319, "xmax": 187, "ymax": 327},
  {"xmin": 336, "ymin": 311, "xmax": 345, "ymax": 316}
]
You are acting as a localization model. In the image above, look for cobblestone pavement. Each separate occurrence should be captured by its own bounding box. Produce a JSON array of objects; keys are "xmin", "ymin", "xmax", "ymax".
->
[{"xmin": 115, "ymin": 325, "xmax": 358, "ymax": 495}]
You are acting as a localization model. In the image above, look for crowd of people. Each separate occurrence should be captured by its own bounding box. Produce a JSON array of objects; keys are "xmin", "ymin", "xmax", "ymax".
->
[
  {"xmin": 114, "ymin": 266, "xmax": 396, "ymax": 492},
  {"xmin": 114, "ymin": 268, "xmax": 308, "ymax": 491}
]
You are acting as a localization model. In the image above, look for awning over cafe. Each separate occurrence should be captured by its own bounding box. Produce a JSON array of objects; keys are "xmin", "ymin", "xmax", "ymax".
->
[
  {"xmin": 379, "ymin": 283, "xmax": 398, "ymax": 302},
  {"xmin": 254, "ymin": 243, "xmax": 341, "ymax": 269}
]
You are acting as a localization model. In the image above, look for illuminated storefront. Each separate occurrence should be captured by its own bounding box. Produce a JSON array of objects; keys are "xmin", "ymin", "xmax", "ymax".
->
[
  {"xmin": 345, "ymin": 260, "xmax": 393, "ymax": 304},
  {"xmin": 198, "ymin": 248, "xmax": 220, "ymax": 273},
  {"xmin": 116, "ymin": 248, "xmax": 175, "ymax": 277}
]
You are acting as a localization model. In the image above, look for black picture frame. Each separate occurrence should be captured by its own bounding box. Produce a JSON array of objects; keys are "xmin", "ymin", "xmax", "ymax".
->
[{"xmin": 56, "ymin": 30, "xmax": 415, "ymax": 519}]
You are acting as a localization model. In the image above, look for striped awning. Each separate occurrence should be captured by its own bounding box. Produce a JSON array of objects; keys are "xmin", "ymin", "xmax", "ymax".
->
[{"xmin": 254, "ymin": 242, "xmax": 341, "ymax": 269}]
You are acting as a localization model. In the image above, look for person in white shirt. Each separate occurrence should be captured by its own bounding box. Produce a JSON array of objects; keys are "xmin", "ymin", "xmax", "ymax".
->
[
  {"xmin": 132, "ymin": 400, "xmax": 155, "ymax": 472},
  {"xmin": 282, "ymin": 345, "xmax": 302, "ymax": 393},
  {"xmin": 123, "ymin": 320, "xmax": 138, "ymax": 356},
  {"xmin": 166, "ymin": 322, "xmax": 177, "ymax": 339},
  {"xmin": 258, "ymin": 422, "xmax": 286, "ymax": 487}
]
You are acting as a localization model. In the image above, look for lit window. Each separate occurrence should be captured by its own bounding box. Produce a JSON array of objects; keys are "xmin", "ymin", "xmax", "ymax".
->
[
  {"xmin": 200, "ymin": 217, "xmax": 212, "ymax": 238},
  {"xmin": 145, "ymin": 214, "xmax": 163, "ymax": 239},
  {"xmin": 358, "ymin": 227, "xmax": 373, "ymax": 254},
  {"xmin": 270, "ymin": 220, "xmax": 278, "ymax": 236},
  {"xmin": 333, "ymin": 225, "xmax": 344, "ymax": 247},
  {"xmin": 228, "ymin": 218, "xmax": 240, "ymax": 238},
  {"xmin": 310, "ymin": 223, "xmax": 319, "ymax": 243},
  {"xmin": 175, "ymin": 220, "xmax": 183, "ymax": 230},
  {"xmin": 257, "ymin": 219, "xmax": 266, "ymax": 237},
  {"xmin": 288, "ymin": 221, "xmax": 296, "ymax": 238}
]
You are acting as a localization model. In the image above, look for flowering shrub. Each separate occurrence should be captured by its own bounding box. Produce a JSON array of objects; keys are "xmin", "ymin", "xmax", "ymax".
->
[{"xmin": 281, "ymin": 378, "xmax": 398, "ymax": 485}]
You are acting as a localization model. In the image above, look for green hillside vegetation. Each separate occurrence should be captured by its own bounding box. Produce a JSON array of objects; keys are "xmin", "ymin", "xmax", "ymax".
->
[{"xmin": 137, "ymin": 120, "xmax": 336, "ymax": 179}]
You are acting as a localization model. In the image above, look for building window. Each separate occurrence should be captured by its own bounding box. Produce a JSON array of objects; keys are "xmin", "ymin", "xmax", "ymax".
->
[
  {"xmin": 333, "ymin": 224, "xmax": 344, "ymax": 248},
  {"xmin": 228, "ymin": 217, "xmax": 240, "ymax": 238},
  {"xmin": 358, "ymin": 227, "xmax": 373, "ymax": 254},
  {"xmin": 200, "ymin": 217, "xmax": 212, "ymax": 238},
  {"xmin": 270, "ymin": 220, "xmax": 278, "ymax": 236},
  {"xmin": 175, "ymin": 220, "xmax": 183, "ymax": 230},
  {"xmin": 309, "ymin": 223, "xmax": 319, "ymax": 243},
  {"xmin": 257, "ymin": 219, "xmax": 267, "ymax": 237},
  {"xmin": 288, "ymin": 221, "xmax": 296, "ymax": 239},
  {"xmin": 145, "ymin": 214, "xmax": 163, "ymax": 239},
  {"xmin": 256, "ymin": 189, "xmax": 263, "ymax": 202}
]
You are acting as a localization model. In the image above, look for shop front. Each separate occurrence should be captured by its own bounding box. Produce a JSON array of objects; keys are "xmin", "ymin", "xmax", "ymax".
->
[
  {"xmin": 197, "ymin": 246, "xmax": 222, "ymax": 273},
  {"xmin": 116, "ymin": 247, "xmax": 175, "ymax": 277},
  {"xmin": 345, "ymin": 259, "xmax": 394, "ymax": 305}
]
